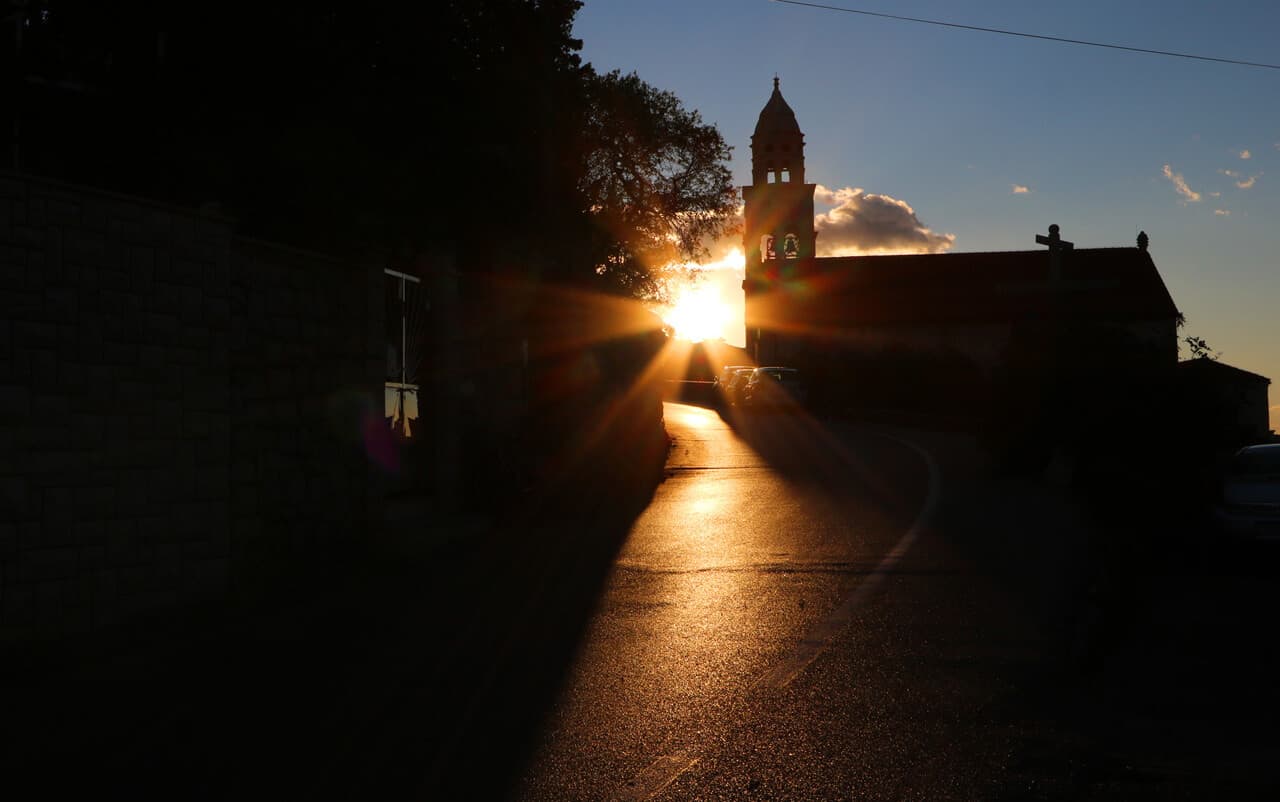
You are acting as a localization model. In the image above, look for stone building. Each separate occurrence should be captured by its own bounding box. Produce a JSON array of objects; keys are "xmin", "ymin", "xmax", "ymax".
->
[
  {"xmin": 1177, "ymin": 358, "xmax": 1274, "ymax": 446},
  {"xmin": 742, "ymin": 81, "xmax": 1181, "ymax": 378}
]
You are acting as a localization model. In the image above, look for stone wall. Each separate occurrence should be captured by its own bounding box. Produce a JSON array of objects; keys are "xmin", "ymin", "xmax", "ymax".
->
[
  {"xmin": 0, "ymin": 172, "xmax": 382, "ymax": 642},
  {"xmin": 228, "ymin": 238, "xmax": 383, "ymax": 575}
]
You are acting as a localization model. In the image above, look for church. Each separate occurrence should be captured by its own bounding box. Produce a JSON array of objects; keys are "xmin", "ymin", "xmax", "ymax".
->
[{"xmin": 741, "ymin": 78, "xmax": 1183, "ymax": 414}]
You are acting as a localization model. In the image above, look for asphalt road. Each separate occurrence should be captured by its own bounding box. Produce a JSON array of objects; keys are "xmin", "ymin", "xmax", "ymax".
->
[
  {"xmin": 9, "ymin": 399, "xmax": 1277, "ymax": 799},
  {"xmin": 514, "ymin": 403, "xmax": 1051, "ymax": 800}
]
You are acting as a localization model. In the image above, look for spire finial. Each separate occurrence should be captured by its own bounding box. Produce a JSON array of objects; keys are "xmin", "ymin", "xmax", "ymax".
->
[{"xmin": 773, "ymin": 74, "xmax": 779, "ymax": 91}]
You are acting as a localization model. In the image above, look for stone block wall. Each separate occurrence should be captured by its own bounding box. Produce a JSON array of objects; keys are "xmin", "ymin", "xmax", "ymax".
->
[
  {"xmin": 228, "ymin": 238, "xmax": 383, "ymax": 575},
  {"xmin": 0, "ymin": 173, "xmax": 382, "ymax": 642}
]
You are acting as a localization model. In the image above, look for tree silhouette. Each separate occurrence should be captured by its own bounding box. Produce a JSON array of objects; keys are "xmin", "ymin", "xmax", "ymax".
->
[
  {"xmin": 576, "ymin": 70, "xmax": 737, "ymax": 299},
  {"xmin": 8, "ymin": 1, "xmax": 736, "ymax": 299},
  {"xmin": 1183, "ymin": 335, "xmax": 1219, "ymax": 360}
]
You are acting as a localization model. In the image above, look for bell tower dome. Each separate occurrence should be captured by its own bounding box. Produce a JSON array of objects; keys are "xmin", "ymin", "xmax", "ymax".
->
[
  {"xmin": 751, "ymin": 76, "xmax": 806, "ymax": 185},
  {"xmin": 743, "ymin": 77, "xmax": 817, "ymax": 267},
  {"xmin": 742, "ymin": 77, "xmax": 818, "ymax": 359}
]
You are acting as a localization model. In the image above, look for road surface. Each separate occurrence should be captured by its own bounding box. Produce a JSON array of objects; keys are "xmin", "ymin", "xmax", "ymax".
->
[{"xmin": 514, "ymin": 403, "xmax": 1048, "ymax": 800}]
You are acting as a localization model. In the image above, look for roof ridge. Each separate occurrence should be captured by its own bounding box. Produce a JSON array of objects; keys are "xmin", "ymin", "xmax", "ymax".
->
[{"xmin": 816, "ymin": 246, "xmax": 1146, "ymax": 260}]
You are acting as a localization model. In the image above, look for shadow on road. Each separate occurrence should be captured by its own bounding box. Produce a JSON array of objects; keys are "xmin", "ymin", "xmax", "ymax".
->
[
  {"xmin": 679, "ymin": 393, "xmax": 1280, "ymax": 795},
  {"xmin": 682, "ymin": 395, "xmax": 928, "ymax": 530},
  {"xmin": 1, "ymin": 410, "xmax": 669, "ymax": 801}
]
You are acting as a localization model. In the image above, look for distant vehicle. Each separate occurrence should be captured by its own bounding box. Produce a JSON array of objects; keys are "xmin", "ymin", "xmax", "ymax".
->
[
  {"xmin": 1215, "ymin": 443, "xmax": 1280, "ymax": 540},
  {"xmin": 716, "ymin": 365, "xmax": 755, "ymax": 385},
  {"xmin": 714, "ymin": 365, "xmax": 755, "ymax": 405},
  {"xmin": 742, "ymin": 367, "xmax": 808, "ymax": 410},
  {"xmin": 724, "ymin": 368, "xmax": 756, "ymax": 406}
]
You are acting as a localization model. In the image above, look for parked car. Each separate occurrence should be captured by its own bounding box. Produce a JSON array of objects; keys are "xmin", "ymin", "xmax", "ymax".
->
[
  {"xmin": 716, "ymin": 365, "xmax": 754, "ymax": 385},
  {"xmin": 713, "ymin": 365, "xmax": 755, "ymax": 405},
  {"xmin": 742, "ymin": 367, "xmax": 809, "ymax": 410},
  {"xmin": 724, "ymin": 368, "xmax": 756, "ymax": 406},
  {"xmin": 1215, "ymin": 443, "xmax": 1280, "ymax": 539}
]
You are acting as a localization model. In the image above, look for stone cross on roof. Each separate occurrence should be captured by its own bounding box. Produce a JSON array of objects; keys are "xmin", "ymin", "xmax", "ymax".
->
[{"xmin": 1035, "ymin": 223, "xmax": 1074, "ymax": 283}]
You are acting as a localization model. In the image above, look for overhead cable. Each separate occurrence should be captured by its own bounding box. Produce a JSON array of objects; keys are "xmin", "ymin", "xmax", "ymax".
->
[{"xmin": 772, "ymin": 0, "xmax": 1280, "ymax": 71}]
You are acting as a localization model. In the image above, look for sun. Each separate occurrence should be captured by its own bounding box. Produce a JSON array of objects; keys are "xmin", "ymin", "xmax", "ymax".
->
[
  {"xmin": 657, "ymin": 248, "xmax": 746, "ymax": 343},
  {"xmin": 662, "ymin": 283, "xmax": 731, "ymax": 342}
]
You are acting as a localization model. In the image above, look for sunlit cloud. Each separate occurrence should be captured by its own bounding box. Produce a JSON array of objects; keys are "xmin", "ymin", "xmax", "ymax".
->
[
  {"xmin": 1214, "ymin": 209, "xmax": 1231, "ymax": 216},
  {"xmin": 1161, "ymin": 164, "xmax": 1201, "ymax": 202},
  {"xmin": 813, "ymin": 185, "xmax": 954, "ymax": 256},
  {"xmin": 1239, "ymin": 149, "xmax": 1252, "ymax": 160},
  {"xmin": 1011, "ymin": 184, "xmax": 1030, "ymax": 195},
  {"xmin": 682, "ymin": 247, "xmax": 744, "ymax": 273},
  {"xmin": 1222, "ymin": 168, "xmax": 1260, "ymax": 189}
]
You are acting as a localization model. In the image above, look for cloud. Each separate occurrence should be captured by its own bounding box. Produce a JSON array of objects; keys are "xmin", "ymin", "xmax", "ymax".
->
[
  {"xmin": 1161, "ymin": 164, "xmax": 1201, "ymax": 202},
  {"xmin": 1240, "ymin": 149, "xmax": 1252, "ymax": 160},
  {"xmin": 1223, "ymin": 168, "xmax": 1260, "ymax": 189},
  {"xmin": 1214, "ymin": 209, "xmax": 1231, "ymax": 216},
  {"xmin": 693, "ymin": 204, "xmax": 746, "ymax": 263},
  {"xmin": 1208, "ymin": 191, "xmax": 1222, "ymax": 198},
  {"xmin": 813, "ymin": 185, "xmax": 955, "ymax": 256},
  {"xmin": 1011, "ymin": 184, "xmax": 1030, "ymax": 194},
  {"xmin": 1213, "ymin": 167, "xmax": 1254, "ymax": 189}
]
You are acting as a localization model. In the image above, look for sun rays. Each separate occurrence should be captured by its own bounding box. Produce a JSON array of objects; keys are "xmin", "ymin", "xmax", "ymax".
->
[{"xmin": 657, "ymin": 248, "xmax": 746, "ymax": 344}]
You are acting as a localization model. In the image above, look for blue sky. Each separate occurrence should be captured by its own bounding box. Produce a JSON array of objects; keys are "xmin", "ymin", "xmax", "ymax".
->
[{"xmin": 574, "ymin": 0, "xmax": 1279, "ymax": 429}]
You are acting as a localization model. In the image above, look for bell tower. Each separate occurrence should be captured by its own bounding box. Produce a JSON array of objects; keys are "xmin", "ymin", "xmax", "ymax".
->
[{"xmin": 742, "ymin": 77, "xmax": 817, "ymax": 360}]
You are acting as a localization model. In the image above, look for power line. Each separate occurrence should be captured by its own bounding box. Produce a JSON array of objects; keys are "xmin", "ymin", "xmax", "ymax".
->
[{"xmin": 771, "ymin": 0, "xmax": 1280, "ymax": 71}]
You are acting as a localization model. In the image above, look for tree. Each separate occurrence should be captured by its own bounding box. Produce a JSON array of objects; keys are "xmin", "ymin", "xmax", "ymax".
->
[
  {"xmin": 1183, "ymin": 335, "xmax": 1219, "ymax": 361},
  {"xmin": 574, "ymin": 70, "xmax": 738, "ymax": 300},
  {"xmin": 11, "ymin": 2, "xmax": 736, "ymax": 302}
]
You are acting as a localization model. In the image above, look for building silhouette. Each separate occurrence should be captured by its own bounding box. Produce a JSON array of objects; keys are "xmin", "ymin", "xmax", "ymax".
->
[{"xmin": 742, "ymin": 80, "xmax": 1181, "ymax": 398}]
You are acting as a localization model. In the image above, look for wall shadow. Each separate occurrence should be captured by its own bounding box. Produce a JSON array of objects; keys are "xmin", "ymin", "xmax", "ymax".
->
[{"xmin": 1, "ymin": 401, "xmax": 668, "ymax": 802}]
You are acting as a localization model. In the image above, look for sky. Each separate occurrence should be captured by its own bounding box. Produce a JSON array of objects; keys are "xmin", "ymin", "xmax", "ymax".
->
[{"xmin": 574, "ymin": 0, "xmax": 1280, "ymax": 431}]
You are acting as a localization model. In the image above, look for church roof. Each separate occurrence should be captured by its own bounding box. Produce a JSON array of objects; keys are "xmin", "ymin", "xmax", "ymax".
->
[
  {"xmin": 753, "ymin": 78, "xmax": 802, "ymax": 139},
  {"xmin": 803, "ymin": 247, "xmax": 1180, "ymax": 327},
  {"xmin": 1177, "ymin": 357, "xmax": 1270, "ymax": 385}
]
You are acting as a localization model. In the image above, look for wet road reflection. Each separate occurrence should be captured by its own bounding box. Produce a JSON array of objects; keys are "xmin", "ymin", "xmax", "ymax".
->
[{"xmin": 514, "ymin": 403, "xmax": 930, "ymax": 800}]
